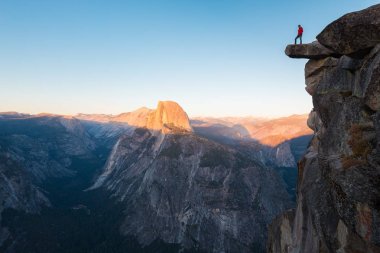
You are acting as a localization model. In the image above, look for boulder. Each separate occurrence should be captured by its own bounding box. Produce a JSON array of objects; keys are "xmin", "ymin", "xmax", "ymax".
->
[
  {"xmin": 317, "ymin": 4, "xmax": 380, "ymax": 58},
  {"xmin": 285, "ymin": 41, "xmax": 340, "ymax": 59}
]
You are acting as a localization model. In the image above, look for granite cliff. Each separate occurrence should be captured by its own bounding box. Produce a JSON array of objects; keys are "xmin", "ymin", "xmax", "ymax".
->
[
  {"xmin": 269, "ymin": 4, "xmax": 380, "ymax": 253},
  {"xmin": 0, "ymin": 114, "xmax": 113, "ymax": 251},
  {"xmin": 192, "ymin": 115, "xmax": 312, "ymax": 167},
  {"xmin": 91, "ymin": 101, "xmax": 292, "ymax": 253},
  {"xmin": 0, "ymin": 102, "xmax": 302, "ymax": 253}
]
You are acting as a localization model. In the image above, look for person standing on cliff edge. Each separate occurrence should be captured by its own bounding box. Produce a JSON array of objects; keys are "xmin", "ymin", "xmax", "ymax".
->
[{"xmin": 295, "ymin": 25, "xmax": 303, "ymax": 44}]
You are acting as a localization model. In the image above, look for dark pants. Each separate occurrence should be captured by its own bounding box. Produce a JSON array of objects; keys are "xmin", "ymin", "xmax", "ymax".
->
[{"xmin": 295, "ymin": 34, "xmax": 302, "ymax": 44}]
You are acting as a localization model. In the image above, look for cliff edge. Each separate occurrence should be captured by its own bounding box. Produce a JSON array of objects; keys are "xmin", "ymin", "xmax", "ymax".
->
[{"xmin": 269, "ymin": 4, "xmax": 380, "ymax": 253}]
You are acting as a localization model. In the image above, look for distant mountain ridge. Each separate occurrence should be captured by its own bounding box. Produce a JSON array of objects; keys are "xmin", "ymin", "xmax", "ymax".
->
[
  {"xmin": 0, "ymin": 106, "xmax": 312, "ymax": 179},
  {"xmin": 192, "ymin": 114, "xmax": 312, "ymax": 147},
  {"xmin": 0, "ymin": 102, "xmax": 310, "ymax": 252},
  {"xmin": 4, "ymin": 108, "xmax": 311, "ymax": 147},
  {"xmin": 0, "ymin": 107, "xmax": 312, "ymax": 170},
  {"xmin": 87, "ymin": 101, "xmax": 292, "ymax": 252},
  {"xmin": 76, "ymin": 106, "xmax": 152, "ymax": 125}
]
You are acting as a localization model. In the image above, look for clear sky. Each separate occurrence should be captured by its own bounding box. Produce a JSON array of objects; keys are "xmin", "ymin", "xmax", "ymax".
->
[{"xmin": 0, "ymin": 0, "xmax": 378, "ymax": 117}]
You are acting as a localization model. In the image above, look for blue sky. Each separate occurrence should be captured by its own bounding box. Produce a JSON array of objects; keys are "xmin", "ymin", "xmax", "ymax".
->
[{"xmin": 0, "ymin": 0, "xmax": 378, "ymax": 117}]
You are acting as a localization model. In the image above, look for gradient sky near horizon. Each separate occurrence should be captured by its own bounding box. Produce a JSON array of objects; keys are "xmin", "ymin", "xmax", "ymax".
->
[{"xmin": 0, "ymin": 1, "xmax": 378, "ymax": 117}]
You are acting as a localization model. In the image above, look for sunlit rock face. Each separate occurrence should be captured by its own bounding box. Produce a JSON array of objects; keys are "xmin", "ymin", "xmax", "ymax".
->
[
  {"xmin": 191, "ymin": 115, "xmax": 313, "ymax": 169},
  {"xmin": 268, "ymin": 4, "xmax": 380, "ymax": 253},
  {"xmin": 245, "ymin": 115, "xmax": 312, "ymax": 147},
  {"xmin": 76, "ymin": 101, "xmax": 192, "ymax": 134},
  {"xmin": 146, "ymin": 101, "xmax": 193, "ymax": 133},
  {"xmin": 75, "ymin": 107, "xmax": 153, "ymax": 127},
  {"xmin": 91, "ymin": 102, "xmax": 292, "ymax": 253},
  {"xmin": 192, "ymin": 114, "xmax": 312, "ymax": 148}
]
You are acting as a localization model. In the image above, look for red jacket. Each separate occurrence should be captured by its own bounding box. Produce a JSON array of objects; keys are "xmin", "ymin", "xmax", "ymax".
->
[{"xmin": 298, "ymin": 26, "xmax": 303, "ymax": 35}]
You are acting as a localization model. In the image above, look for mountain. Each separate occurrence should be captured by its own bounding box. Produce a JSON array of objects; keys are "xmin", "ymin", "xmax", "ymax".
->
[
  {"xmin": 0, "ymin": 101, "xmax": 307, "ymax": 253},
  {"xmin": 192, "ymin": 115, "xmax": 313, "ymax": 199},
  {"xmin": 0, "ymin": 114, "xmax": 98, "ymax": 181},
  {"xmin": 146, "ymin": 101, "xmax": 193, "ymax": 132},
  {"xmin": 76, "ymin": 107, "xmax": 153, "ymax": 127},
  {"xmin": 192, "ymin": 115, "xmax": 312, "ymax": 167},
  {"xmin": 192, "ymin": 114, "xmax": 312, "ymax": 147},
  {"xmin": 89, "ymin": 101, "xmax": 292, "ymax": 252},
  {"xmin": 0, "ymin": 113, "xmax": 115, "ymax": 252},
  {"xmin": 268, "ymin": 4, "xmax": 380, "ymax": 253},
  {"xmin": 0, "ymin": 151, "xmax": 48, "ymax": 247}
]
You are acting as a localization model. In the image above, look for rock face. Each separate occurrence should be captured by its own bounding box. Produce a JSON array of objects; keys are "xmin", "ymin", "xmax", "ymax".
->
[
  {"xmin": 192, "ymin": 115, "xmax": 313, "ymax": 200},
  {"xmin": 285, "ymin": 41, "xmax": 340, "ymax": 59},
  {"xmin": 1, "ymin": 102, "xmax": 310, "ymax": 253},
  {"xmin": 0, "ymin": 152, "xmax": 49, "ymax": 247},
  {"xmin": 317, "ymin": 4, "xmax": 380, "ymax": 57},
  {"xmin": 192, "ymin": 114, "xmax": 313, "ymax": 167},
  {"xmin": 76, "ymin": 101, "xmax": 192, "ymax": 152},
  {"xmin": 192, "ymin": 115, "xmax": 312, "ymax": 148},
  {"xmin": 0, "ymin": 115, "xmax": 96, "ymax": 182},
  {"xmin": 146, "ymin": 101, "xmax": 193, "ymax": 133},
  {"xmin": 91, "ymin": 103, "xmax": 292, "ymax": 253},
  {"xmin": 268, "ymin": 4, "xmax": 380, "ymax": 253},
  {"xmin": 267, "ymin": 210, "xmax": 295, "ymax": 253},
  {"xmin": 245, "ymin": 114, "xmax": 312, "ymax": 147},
  {"xmin": 0, "ymin": 114, "xmax": 109, "ymax": 249}
]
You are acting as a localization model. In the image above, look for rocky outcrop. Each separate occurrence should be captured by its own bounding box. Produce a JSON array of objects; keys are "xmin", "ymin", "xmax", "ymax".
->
[
  {"xmin": 268, "ymin": 4, "xmax": 380, "ymax": 253},
  {"xmin": 91, "ymin": 105, "xmax": 292, "ymax": 253},
  {"xmin": 285, "ymin": 41, "xmax": 340, "ymax": 59},
  {"xmin": 270, "ymin": 142, "xmax": 296, "ymax": 168},
  {"xmin": 77, "ymin": 101, "xmax": 192, "ymax": 134},
  {"xmin": 93, "ymin": 130, "xmax": 291, "ymax": 252},
  {"xmin": 317, "ymin": 4, "xmax": 380, "ymax": 58},
  {"xmin": 146, "ymin": 101, "xmax": 193, "ymax": 133}
]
